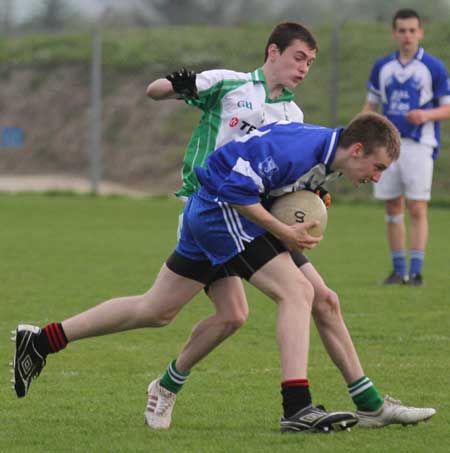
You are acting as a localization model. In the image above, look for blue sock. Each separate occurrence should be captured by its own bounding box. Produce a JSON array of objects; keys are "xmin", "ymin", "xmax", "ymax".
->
[
  {"xmin": 410, "ymin": 249, "xmax": 425, "ymax": 275},
  {"xmin": 391, "ymin": 249, "xmax": 406, "ymax": 277}
]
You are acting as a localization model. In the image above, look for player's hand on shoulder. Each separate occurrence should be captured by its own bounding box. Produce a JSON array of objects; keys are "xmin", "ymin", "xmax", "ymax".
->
[{"xmin": 166, "ymin": 67, "xmax": 199, "ymax": 99}]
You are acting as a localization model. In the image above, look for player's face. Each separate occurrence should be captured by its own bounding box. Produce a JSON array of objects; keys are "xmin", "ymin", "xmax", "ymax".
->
[
  {"xmin": 270, "ymin": 40, "xmax": 316, "ymax": 90},
  {"xmin": 346, "ymin": 145, "xmax": 393, "ymax": 187},
  {"xmin": 392, "ymin": 18, "xmax": 423, "ymax": 54}
]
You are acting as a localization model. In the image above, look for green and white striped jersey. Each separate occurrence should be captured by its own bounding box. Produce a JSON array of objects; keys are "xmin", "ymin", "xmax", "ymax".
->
[{"xmin": 175, "ymin": 67, "xmax": 304, "ymax": 199}]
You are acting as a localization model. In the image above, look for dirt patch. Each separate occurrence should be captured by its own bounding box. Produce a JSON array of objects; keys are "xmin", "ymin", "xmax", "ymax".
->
[{"xmin": 0, "ymin": 65, "xmax": 193, "ymax": 195}]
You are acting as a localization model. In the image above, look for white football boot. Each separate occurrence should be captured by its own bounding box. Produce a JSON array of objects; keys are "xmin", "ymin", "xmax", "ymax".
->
[
  {"xmin": 357, "ymin": 395, "xmax": 436, "ymax": 428},
  {"xmin": 144, "ymin": 379, "xmax": 176, "ymax": 429}
]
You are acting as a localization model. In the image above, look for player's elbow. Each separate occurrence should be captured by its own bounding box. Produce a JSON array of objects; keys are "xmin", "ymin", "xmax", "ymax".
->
[
  {"xmin": 146, "ymin": 79, "xmax": 173, "ymax": 100},
  {"xmin": 146, "ymin": 83, "xmax": 158, "ymax": 99}
]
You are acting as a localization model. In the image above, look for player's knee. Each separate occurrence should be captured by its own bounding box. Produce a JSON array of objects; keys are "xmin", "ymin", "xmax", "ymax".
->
[
  {"xmin": 223, "ymin": 315, "xmax": 247, "ymax": 333},
  {"xmin": 408, "ymin": 204, "xmax": 427, "ymax": 220},
  {"xmin": 142, "ymin": 299, "xmax": 179, "ymax": 327},
  {"xmin": 385, "ymin": 213, "xmax": 404, "ymax": 224},
  {"xmin": 148, "ymin": 311, "xmax": 176, "ymax": 327},
  {"xmin": 313, "ymin": 288, "xmax": 341, "ymax": 320},
  {"xmin": 276, "ymin": 277, "xmax": 314, "ymax": 308},
  {"xmin": 217, "ymin": 304, "xmax": 249, "ymax": 332}
]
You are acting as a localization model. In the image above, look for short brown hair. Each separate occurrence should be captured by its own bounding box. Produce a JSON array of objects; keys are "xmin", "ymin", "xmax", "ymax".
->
[
  {"xmin": 264, "ymin": 22, "xmax": 318, "ymax": 62},
  {"xmin": 392, "ymin": 9, "xmax": 422, "ymax": 29},
  {"xmin": 339, "ymin": 112, "xmax": 401, "ymax": 160}
]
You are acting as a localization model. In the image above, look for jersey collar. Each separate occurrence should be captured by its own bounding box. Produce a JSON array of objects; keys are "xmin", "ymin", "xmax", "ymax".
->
[
  {"xmin": 394, "ymin": 47, "xmax": 424, "ymax": 66},
  {"xmin": 322, "ymin": 128, "xmax": 343, "ymax": 172},
  {"xmin": 251, "ymin": 68, "xmax": 295, "ymax": 103}
]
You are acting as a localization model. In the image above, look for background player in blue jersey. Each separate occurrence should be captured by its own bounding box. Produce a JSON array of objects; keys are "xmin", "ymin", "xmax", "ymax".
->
[
  {"xmin": 363, "ymin": 9, "xmax": 450, "ymax": 286},
  {"xmin": 12, "ymin": 113, "xmax": 404, "ymax": 433}
]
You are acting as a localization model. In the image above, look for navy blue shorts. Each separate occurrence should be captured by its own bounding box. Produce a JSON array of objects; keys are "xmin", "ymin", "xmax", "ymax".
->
[{"xmin": 176, "ymin": 193, "xmax": 265, "ymax": 265}]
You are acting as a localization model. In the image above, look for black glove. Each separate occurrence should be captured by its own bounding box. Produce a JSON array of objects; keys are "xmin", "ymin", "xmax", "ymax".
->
[
  {"xmin": 310, "ymin": 186, "xmax": 332, "ymax": 209},
  {"xmin": 166, "ymin": 67, "xmax": 198, "ymax": 99}
]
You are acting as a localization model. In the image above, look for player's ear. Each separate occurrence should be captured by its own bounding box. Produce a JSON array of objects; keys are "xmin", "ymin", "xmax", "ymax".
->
[
  {"xmin": 417, "ymin": 26, "xmax": 424, "ymax": 40},
  {"xmin": 267, "ymin": 43, "xmax": 280, "ymax": 61},
  {"xmin": 350, "ymin": 142, "xmax": 364, "ymax": 158}
]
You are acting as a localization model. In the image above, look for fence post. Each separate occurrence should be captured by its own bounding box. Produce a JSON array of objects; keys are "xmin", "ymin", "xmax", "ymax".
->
[
  {"xmin": 329, "ymin": 18, "xmax": 346, "ymax": 128},
  {"xmin": 89, "ymin": 23, "xmax": 102, "ymax": 194}
]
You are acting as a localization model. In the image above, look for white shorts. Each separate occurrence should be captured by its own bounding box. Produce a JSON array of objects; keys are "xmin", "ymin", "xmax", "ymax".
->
[{"xmin": 373, "ymin": 138, "xmax": 434, "ymax": 201}]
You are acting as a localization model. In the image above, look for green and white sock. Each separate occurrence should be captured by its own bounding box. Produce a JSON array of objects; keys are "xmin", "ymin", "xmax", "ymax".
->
[
  {"xmin": 348, "ymin": 376, "xmax": 383, "ymax": 412},
  {"xmin": 159, "ymin": 359, "xmax": 190, "ymax": 394}
]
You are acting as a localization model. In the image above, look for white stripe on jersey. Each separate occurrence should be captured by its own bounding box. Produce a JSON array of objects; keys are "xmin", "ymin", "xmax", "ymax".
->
[
  {"xmin": 231, "ymin": 157, "xmax": 265, "ymax": 192},
  {"xmin": 323, "ymin": 130, "xmax": 338, "ymax": 165},
  {"xmin": 184, "ymin": 137, "xmax": 201, "ymax": 181},
  {"xmin": 420, "ymin": 120, "xmax": 436, "ymax": 146},
  {"xmin": 196, "ymin": 69, "xmax": 250, "ymax": 91},
  {"xmin": 229, "ymin": 207, "xmax": 254, "ymax": 242},
  {"xmin": 440, "ymin": 95, "xmax": 450, "ymax": 106},
  {"xmin": 219, "ymin": 202, "xmax": 245, "ymax": 253}
]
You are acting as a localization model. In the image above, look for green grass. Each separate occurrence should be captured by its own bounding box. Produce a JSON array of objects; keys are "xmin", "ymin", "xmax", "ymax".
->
[{"xmin": 1, "ymin": 194, "xmax": 449, "ymax": 452}]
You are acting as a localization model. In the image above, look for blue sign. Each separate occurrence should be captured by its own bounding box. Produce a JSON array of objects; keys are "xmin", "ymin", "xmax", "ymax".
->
[{"xmin": 1, "ymin": 127, "xmax": 24, "ymax": 148}]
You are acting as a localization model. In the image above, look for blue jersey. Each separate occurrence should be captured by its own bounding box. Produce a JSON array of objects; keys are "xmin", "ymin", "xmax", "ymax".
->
[
  {"xmin": 195, "ymin": 121, "xmax": 342, "ymax": 206},
  {"xmin": 176, "ymin": 122, "xmax": 342, "ymax": 265},
  {"xmin": 367, "ymin": 47, "xmax": 450, "ymax": 157}
]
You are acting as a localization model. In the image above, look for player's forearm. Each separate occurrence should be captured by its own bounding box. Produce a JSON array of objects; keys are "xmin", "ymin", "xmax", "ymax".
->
[
  {"xmin": 424, "ymin": 104, "xmax": 450, "ymax": 122},
  {"xmin": 230, "ymin": 202, "xmax": 291, "ymax": 241},
  {"xmin": 362, "ymin": 101, "xmax": 378, "ymax": 113},
  {"xmin": 146, "ymin": 78, "xmax": 177, "ymax": 100}
]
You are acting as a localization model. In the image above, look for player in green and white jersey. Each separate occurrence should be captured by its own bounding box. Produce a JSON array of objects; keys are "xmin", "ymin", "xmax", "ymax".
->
[
  {"xmin": 174, "ymin": 67, "xmax": 304, "ymax": 199},
  {"xmin": 147, "ymin": 28, "xmax": 311, "ymax": 199},
  {"xmin": 145, "ymin": 22, "xmax": 435, "ymax": 429}
]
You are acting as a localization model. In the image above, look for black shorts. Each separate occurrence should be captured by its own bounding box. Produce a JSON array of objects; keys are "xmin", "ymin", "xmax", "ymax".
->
[{"xmin": 166, "ymin": 232, "xmax": 310, "ymax": 287}]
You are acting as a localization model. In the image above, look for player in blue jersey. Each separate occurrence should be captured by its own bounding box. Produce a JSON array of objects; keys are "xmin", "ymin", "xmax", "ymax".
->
[
  {"xmin": 12, "ymin": 112, "xmax": 405, "ymax": 433},
  {"xmin": 363, "ymin": 9, "xmax": 450, "ymax": 286},
  {"xmin": 161, "ymin": 112, "xmax": 400, "ymax": 432},
  {"xmin": 177, "ymin": 117, "xmax": 397, "ymax": 263},
  {"xmin": 144, "ymin": 22, "xmax": 436, "ymax": 430}
]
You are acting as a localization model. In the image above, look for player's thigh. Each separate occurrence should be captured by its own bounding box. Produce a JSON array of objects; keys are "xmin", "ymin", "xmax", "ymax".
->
[
  {"xmin": 298, "ymin": 262, "xmax": 328, "ymax": 298},
  {"xmin": 373, "ymin": 159, "xmax": 402, "ymax": 200},
  {"xmin": 146, "ymin": 263, "xmax": 205, "ymax": 316},
  {"xmin": 400, "ymin": 141, "xmax": 434, "ymax": 201},
  {"xmin": 289, "ymin": 249, "xmax": 310, "ymax": 267},
  {"xmin": 207, "ymin": 276, "xmax": 248, "ymax": 319},
  {"xmin": 249, "ymin": 252, "xmax": 313, "ymax": 303},
  {"xmin": 224, "ymin": 232, "xmax": 312, "ymax": 302}
]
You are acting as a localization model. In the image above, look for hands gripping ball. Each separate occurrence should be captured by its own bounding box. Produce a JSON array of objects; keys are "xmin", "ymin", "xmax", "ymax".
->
[{"xmin": 270, "ymin": 190, "xmax": 328, "ymax": 237}]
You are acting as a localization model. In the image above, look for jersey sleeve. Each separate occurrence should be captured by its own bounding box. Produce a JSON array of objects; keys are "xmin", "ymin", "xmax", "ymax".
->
[
  {"xmin": 216, "ymin": 177, "xmax": 261, "ymax": 205},
  {"xmin": 432, "ymin": 60, "xmax": 450, "ymax": 105},
  {"xmin": 367, "ymin": 60, "xmax": 383, "ymax": 104},
  {"xmin": 195, "ymin": 155, "xmax": 264, "ymax": 206},
  {"xmin": 292, "ymin": 104, "xmax": 304, "ymax": 123},
  {"xmin": 195, "ymin": 131, "xmax": 271, "ymax": 205},
  {"xmin": 183, "ymin": 69, "xmax": 249, "ymax": 111}
]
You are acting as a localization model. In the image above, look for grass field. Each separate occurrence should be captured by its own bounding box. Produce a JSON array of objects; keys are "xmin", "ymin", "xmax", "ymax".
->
[{"xmin": 1, "ymin": 194, "xmax": 449, "ymax": 452}]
